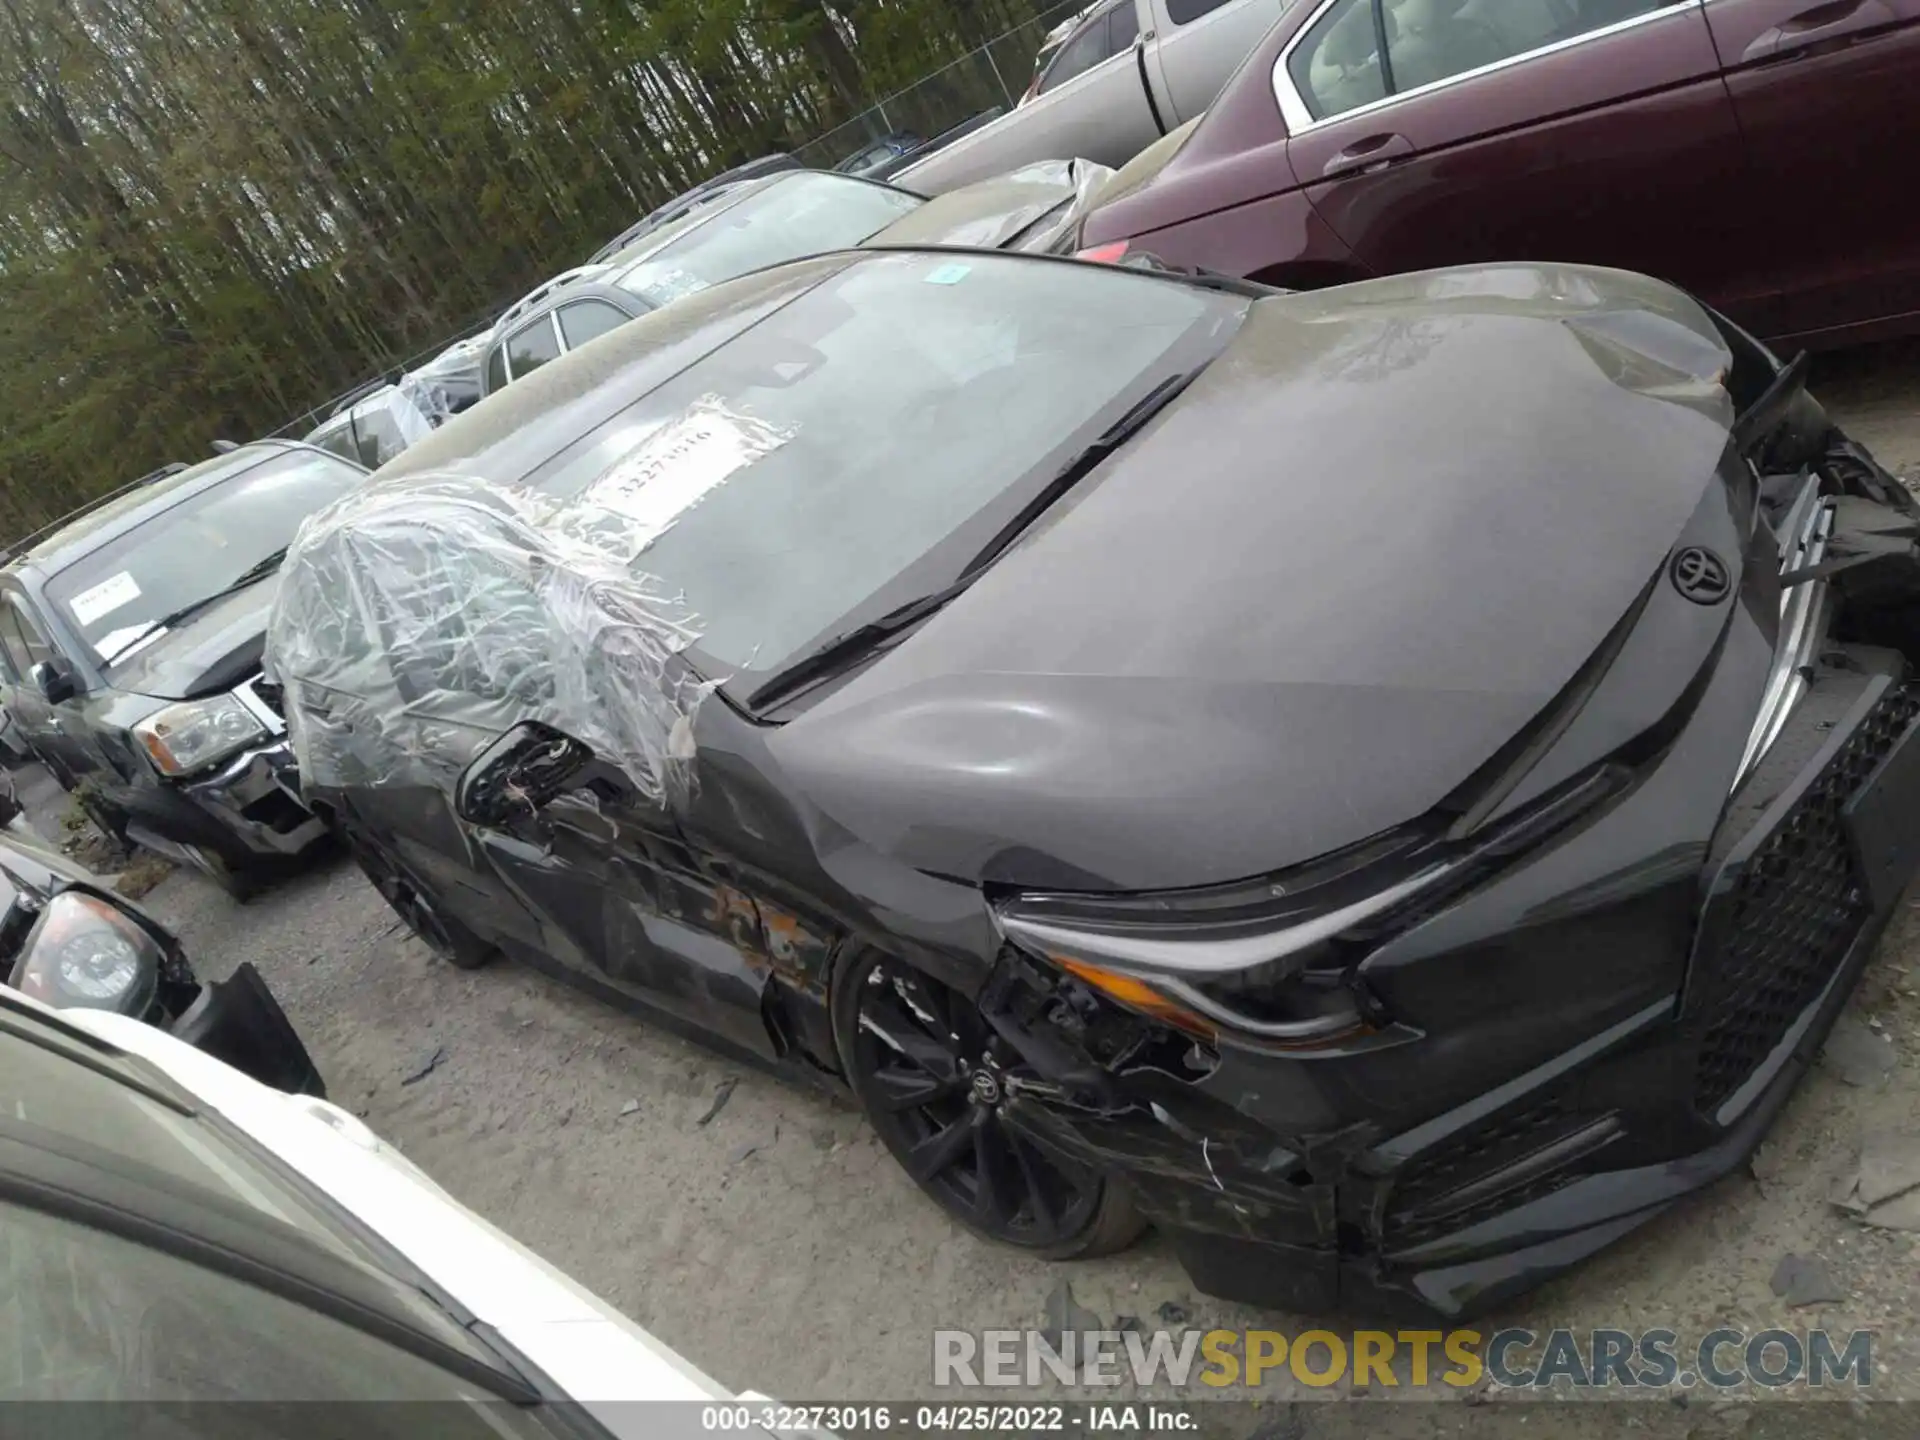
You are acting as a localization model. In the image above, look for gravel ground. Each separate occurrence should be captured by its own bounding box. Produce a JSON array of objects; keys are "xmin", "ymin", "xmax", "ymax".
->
[{"xmin": 27, "ymin": 339, "xmax": 1920, "ymax": 1438}]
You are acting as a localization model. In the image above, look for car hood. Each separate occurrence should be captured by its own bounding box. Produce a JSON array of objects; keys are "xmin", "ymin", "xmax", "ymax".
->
[
  {"xmin": 0, "ymin": 830, "xmax": 87, "ymax": 900},
  {"xmin": 105, "ymin": 579, "xmax": 277, "ymax": 701},
  {"xmin": 871, "ymin": 159, "xmax": 1115, "ymax": 252},
  {"xmin": 769, "ymin": 264, "xmax": 1740, "ymax": 892}
]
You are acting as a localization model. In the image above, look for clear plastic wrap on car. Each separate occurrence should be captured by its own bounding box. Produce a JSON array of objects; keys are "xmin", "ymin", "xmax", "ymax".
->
[
  {"xmin": 998, "ymin": 159, "xmax": 1117, "ymax": 254},
  {"xmin": 264, "ymin": 398, "xmax": 787, "ymax": 806}
]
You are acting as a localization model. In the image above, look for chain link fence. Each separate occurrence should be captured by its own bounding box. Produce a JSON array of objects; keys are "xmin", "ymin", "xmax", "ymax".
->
[{"xmin": 793, "ymin": 0, "xmax": 1088, "ymax": 170}]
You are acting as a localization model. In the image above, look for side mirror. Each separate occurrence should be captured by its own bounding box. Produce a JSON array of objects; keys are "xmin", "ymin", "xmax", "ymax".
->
[
  {"xmin": 32, "ymin": 658, "xmax": 76, "ymax": 705},
  {"xmin": 455, "ymin": 722, "xmax": 594, "ymax": 828}
]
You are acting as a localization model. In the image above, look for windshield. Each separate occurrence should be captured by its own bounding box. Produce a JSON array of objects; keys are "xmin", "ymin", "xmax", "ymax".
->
[
  {"xmin": 45, "ymin": 451, "xmax": 363, "ymax": 667},
  {"xmin": 526, "ymin": 252, "xmax": 1243, "ymax": 677},
  {"xmin": 612, "ymin": 172, "xmax": 922, "ymax": 308}
]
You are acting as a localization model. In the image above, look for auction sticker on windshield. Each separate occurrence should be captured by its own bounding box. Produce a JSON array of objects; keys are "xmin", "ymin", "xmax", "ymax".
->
[
  {"xmin": 570, "ymin": 398, "xmax": 789, "ymax": 557},
  {"xmin": 67, "ymin": 570, "xmax": 141, "ymax": 625}
]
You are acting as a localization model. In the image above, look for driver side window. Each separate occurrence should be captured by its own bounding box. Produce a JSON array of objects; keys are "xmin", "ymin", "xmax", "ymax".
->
[
  {"xmin": 1040, "ymin": 9, "xmax": 1121, "ymax": 94},
  {"xmin": 0, "ymin": 607, "xmax": 27, "ymax": 684},
  {"xmin": 3, "ymin": 603, "xmax": 53, "ymax": 674}
]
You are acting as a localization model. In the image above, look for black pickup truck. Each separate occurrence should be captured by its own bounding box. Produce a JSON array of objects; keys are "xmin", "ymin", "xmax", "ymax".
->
[{"xmin": 0, "ymin": 441, "xmax": 366, "ymax": 895}]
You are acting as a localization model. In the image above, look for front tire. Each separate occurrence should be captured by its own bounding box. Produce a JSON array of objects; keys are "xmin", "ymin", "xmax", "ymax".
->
[
  {"xmin": 177, "ymin": 843, "xmax": 260, "ymax": 902},
  {"xmin": 345, "ymin": 833, "xmax": 496, "ymax": 970},
  {"xmin": 831, "ymin": 948, "xmax": 1142, "ymax": 1259}
]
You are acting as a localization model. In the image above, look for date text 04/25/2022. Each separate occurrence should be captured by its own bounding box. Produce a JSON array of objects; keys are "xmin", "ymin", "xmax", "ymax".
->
[{"xmin": 699, "ymin": 1404, "xmax": 1197, "ymax": 1432}]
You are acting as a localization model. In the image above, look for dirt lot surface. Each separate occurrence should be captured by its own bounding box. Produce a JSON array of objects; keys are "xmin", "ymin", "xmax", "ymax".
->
[{"xmin": 28, "ymin": 340, "xmax": 1920, "ymax": 1439}]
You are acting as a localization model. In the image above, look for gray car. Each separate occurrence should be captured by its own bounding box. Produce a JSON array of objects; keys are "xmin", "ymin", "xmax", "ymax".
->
[
  {"xmin": 481, "ymin": 163, "xmax": 1114, "ymax": 395},
  {"xmin": 0, "ymin": 441, "xmax": 366, "ymax": 896},
  {"xmin": 895, "ymin": 0, "xmax": 1280, "ymax": 194}
]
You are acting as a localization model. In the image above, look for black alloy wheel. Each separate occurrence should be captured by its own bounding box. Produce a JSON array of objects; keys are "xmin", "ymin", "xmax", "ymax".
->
[
  {"xmin": 348, "ymin": 834, "xmax": 494, "ymax": 971},
  {"xmin": 833, "ymin": 949, "xmax": 1141, "ymax": 1258}
]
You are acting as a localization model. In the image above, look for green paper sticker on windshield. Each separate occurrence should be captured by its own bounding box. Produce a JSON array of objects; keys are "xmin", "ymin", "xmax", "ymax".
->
[{"xmin": 925, "ymin": 263, "xmax": 970, "ymax": 286}]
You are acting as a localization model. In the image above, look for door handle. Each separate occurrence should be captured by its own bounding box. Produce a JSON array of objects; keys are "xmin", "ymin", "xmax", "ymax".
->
[
  {"xmin": 1321, "ymin": 132, "xmax": 1414, "ymax": 179},
  {"xmin": 1742, "ymin": 0, "xmax": 1896, "ymax": 62}
]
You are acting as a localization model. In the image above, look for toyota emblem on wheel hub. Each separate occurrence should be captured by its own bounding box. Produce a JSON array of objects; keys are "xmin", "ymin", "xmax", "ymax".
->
[{"xmin": 1670, "ymin": 546, "xmax": 1731, "ymax": 605}]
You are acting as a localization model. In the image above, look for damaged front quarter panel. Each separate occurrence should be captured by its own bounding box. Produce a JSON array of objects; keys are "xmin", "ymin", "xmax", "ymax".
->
[{"xmin": 973, "ymin": 944, "xmax": 1360, "ymax": 1304}]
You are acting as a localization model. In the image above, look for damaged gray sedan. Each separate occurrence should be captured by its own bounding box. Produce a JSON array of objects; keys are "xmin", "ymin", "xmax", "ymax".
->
[{"xmin": 265, "ymin": 249, "xmax": 1920, "ymax": 1318}]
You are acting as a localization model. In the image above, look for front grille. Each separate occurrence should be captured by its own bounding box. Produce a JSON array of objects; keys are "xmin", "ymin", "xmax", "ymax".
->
[
  {"xmin": 1384, "ymin": 1092, "xmax": 1591, "ymax": 1246},
  {"xmin": 1691, "ymin": 685, "xmax": 1920, "ymax": 1113}
]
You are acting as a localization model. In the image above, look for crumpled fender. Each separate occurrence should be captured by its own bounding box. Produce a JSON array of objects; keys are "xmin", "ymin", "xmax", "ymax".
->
[{"xmin": 167, "ymin": 961, "xmax": 325, "ymax": 1098}]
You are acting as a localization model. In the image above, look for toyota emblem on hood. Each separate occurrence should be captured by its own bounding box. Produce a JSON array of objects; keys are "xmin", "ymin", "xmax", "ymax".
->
[{"xmin": 1670, "ymin": 546, "xmax": 1731, "ymax": 605}]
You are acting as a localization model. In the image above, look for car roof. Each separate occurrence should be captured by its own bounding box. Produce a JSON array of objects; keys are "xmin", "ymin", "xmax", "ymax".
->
[
  {"xmin": 592, "ymin": 170, "xmax": 916, "ymax": 287},
  {"xmin": 591, "ymin": 178, "xmax": 761, "ymax": 262},
  {"xmin": 592, "ymin": 173, "xmax": 789, "ymax": 272},
  {"xmin": 493, "ymin": 263, "xmax": 616, "ymax": 332},
  {"xmin": 488, "ymin": 172, "xmax": 845, "ymax": 361},
  {"xmin": 1, "ymin": 441, "xmax": 348, "ymax": 581}
]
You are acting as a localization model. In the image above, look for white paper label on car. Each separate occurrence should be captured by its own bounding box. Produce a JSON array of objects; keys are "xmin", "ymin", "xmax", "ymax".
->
[
  {"xmin": 569, "ymin": 399, "xmax": 789, "ymax": 559},
  {"xmin": 630, "ymin": 267, "xmax": 709, "ymax": 307},
  {"xmin": 68, "ymin": 571, "xmax": 142, "ymax": 625}
]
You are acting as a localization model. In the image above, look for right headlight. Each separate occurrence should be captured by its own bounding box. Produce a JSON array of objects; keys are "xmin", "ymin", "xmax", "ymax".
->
[
  {"xmin": 133, "ymin": 694, "xmax": 267, "ymax": 776},
  {"xmin": 8, "ymin": 891, "xmax": 161, "ymax": 1016},
  {"xmin": 997, "ymin": 765, "xmax": 1634, "ymax": 1043}
]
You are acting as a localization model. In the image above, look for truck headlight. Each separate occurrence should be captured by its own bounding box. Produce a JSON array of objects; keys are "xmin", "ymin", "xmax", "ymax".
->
[
  {"xmin": 8, "ymin": 892, "xmax": 160, "ymax": 1016},
  {"xmin": 133, "ymin": 695, "xmax": 267, "ymax": 776}
]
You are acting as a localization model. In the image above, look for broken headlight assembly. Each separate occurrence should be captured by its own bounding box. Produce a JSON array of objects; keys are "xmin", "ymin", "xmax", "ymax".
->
[
  {"xmin": 7, "ymin": 891, "xmax": 162, "ymax": 1016},
  {"xmin": 996, "ymin": 764, "xmax": 1634, "ymax": 1045},
  {"xmin": 133, "ymin": 694, "xmax": 267, "ymax": 777}
]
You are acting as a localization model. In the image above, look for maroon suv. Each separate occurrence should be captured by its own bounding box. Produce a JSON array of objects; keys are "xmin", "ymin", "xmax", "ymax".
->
[{"xmin": 1077, "ymin": 0, "xmax": 1920, "ymax": 348}]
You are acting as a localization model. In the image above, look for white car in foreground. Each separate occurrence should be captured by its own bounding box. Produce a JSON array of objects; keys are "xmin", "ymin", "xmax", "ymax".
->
[{"xmin": 0, "ymin": 982, "xmax": 821, "ymax": 1437}]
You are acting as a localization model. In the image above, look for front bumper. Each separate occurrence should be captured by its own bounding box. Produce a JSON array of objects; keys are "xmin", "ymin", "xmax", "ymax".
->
[
  {"xmin": 180, "ymin": 739, "xmax": 327, "ymax": 858},
  {"xmin": 993, "ymin": 650, "xmax": 1920, "ymax": 1319}
]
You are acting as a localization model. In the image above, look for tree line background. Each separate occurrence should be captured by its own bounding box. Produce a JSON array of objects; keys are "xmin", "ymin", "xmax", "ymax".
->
[{"xmin": 0, "ymin": 0, "xmax": 1071, "ymax": 535}]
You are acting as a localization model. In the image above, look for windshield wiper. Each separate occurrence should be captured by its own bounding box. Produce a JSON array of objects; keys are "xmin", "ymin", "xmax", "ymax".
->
[
  {"xmin": 747, "ymin": 584, "xmax": 968, "ymax": 712},
  {"xmin": 955, "ymin": 367, "xmax": 1199, "ymax": 581},
  {"xmin": 98, "ymin": 548, "xmax": 292, "ymax": 664},
  {"xmin": 747, "ymin": 367, "xmax": 1200, "ymax": 712}
]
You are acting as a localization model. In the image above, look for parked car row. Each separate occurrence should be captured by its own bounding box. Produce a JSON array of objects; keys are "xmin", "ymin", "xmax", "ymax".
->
[
  {"xmin": 0, "ymin": 148, "xmax": 1124, "ymax": 911},
  {"xmin": 482, "ymin": 162, "xmax": 1115, "ymax": 397}
]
